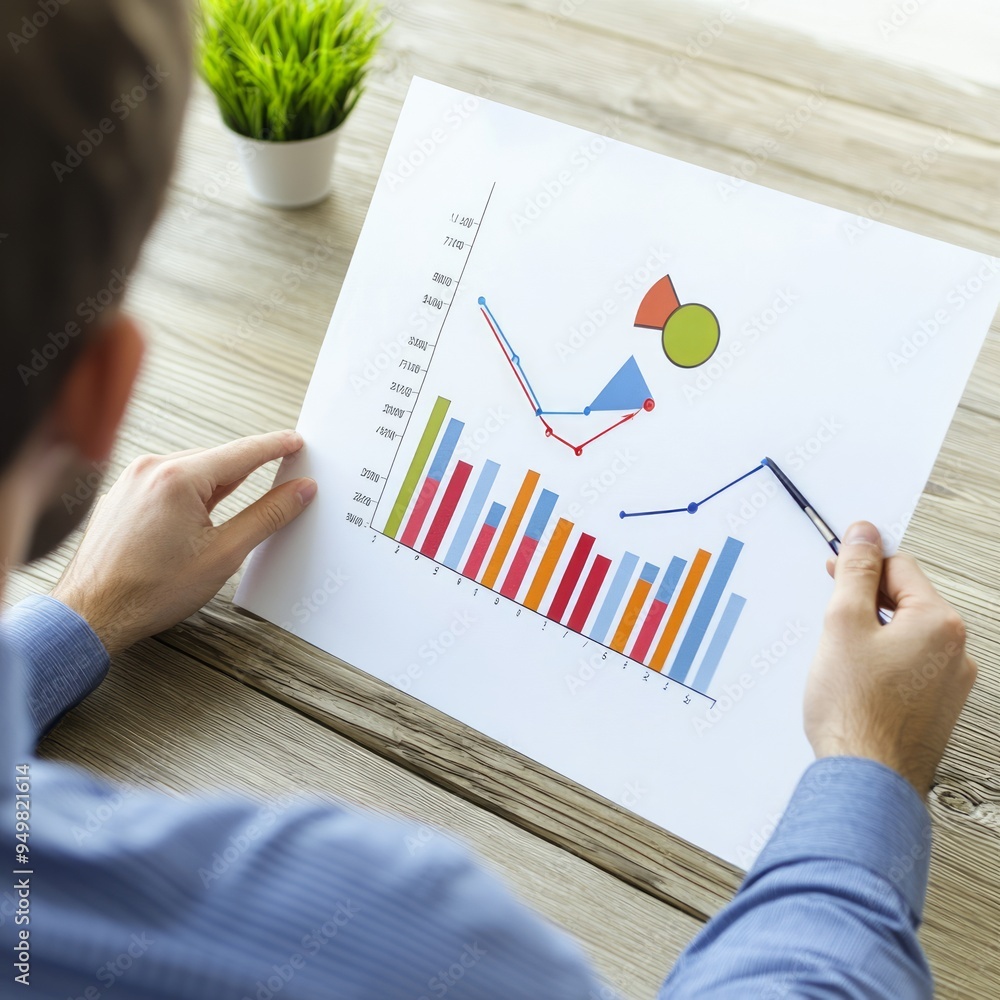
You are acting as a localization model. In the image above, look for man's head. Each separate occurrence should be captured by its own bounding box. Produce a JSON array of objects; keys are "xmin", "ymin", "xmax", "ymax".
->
[{"xmin": 0, "ymin": 0, "xmax": 190, "ymax": 562}]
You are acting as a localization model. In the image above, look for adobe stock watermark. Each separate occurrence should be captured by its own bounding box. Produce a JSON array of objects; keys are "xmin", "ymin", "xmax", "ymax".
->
[
  {"xmin": 197, "ymin": 793, "xmax": 299, "ymax": 888},
  {"xmin": 717, "ymin": 87, "xmax": 829, "ymax": 202},
  {"xmin": 349, "ymin": 301, "xmax": 441, "ymax": 394},
  {"xmin": 279, "ymin": 568, "xmax": 350, "ymax": 629},
  {"xmin": 878, "ymin": 0, "xmax": 933, "ymax": 39},
  {"xmin": 554, "ymin": 246, "xmax": 672, "ymax": 361},
  {"xmin": 692, "ymin": 620, "xmax": 809, "ymax": 735},
  {"xmin": 226, "ymin": 236, "xmax": 338, "ymax": 350},
  {"xmin": 667, "ymin": 0, "xmax": 753, "ymax": 79},
  {"xmin": 453, "ymin": 407, "xmax": 511, "ymax": 462},
  {"xmin": 511, "ymin": 116, "xmax": 624, "ymax": 232},
  {"xmin": 17, "ymin": 268, "xmax": 128, "ymax": 385},
  {"xmin": 683, "ymin": 288, "xmax": 797, "ymax": 403},
  {"xmin": 392, "ymin": 611, "xmax": 477, "ymax": 692},
  {"xmin": 417, "ymin": 942, "xmax": 488, "ymax": 1000},
  {"xmin": 61, "ymin": 459, "xmax": 111, "ymax": 515},
  {"xmin": 384, "ymin": 76, "xmax": 499, "ymax": 191},
  {"xmin": 843, "ymin": 129, "xmax": 955, "ymax": 243},
  {"xmin": 887, "ymin": 256, "xmax": 1000, "ymax": 372},
  {"xmin": 65, "ymin": 934, "xmax": 154, "ymax": 1000},
  {"xmin": 52, "ymin": 65, "xmax": 170, "ymax": 182},
  {"xmin": 7, "ymin": 0, "xmax": 70, "ymax": 53},
  {"xmin": 242, "ymin": 902, "xmax": 361, "ymax": 1000}
]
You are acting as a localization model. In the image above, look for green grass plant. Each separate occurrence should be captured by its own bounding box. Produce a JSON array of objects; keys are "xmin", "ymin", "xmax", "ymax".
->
[{"xmin": 198, "ymin": 0, "xmax": 384, "ymax": 141}]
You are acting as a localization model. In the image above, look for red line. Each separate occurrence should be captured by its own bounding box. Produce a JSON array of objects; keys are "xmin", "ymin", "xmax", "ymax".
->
[
  {"xmin": 482, "ymin": 309, "xmax": 538, "ymax": 414},
  {"xmin": 480, "ymin": 308, "xmax": 646, "ymax": 456},
  {"xmin": 578, "ymin": 410, "xmax": 639, "ymax": 451}
]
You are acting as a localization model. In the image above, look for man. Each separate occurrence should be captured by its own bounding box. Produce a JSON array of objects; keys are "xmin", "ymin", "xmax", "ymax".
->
[{"xmin": 0, "ymin": 1, "xmax": 977, "ymax": 997}]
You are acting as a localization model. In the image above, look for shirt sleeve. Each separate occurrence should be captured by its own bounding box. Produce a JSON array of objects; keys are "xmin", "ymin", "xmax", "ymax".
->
[
  {"xmin": 25, "ymin": 759, "xmax": 614, "ymax": 999},
  {"xmin": 661, "ymin": 756, "xmax": 934, "ymax": 999},
  {"xmin": 3, "ymin": 594, "xmax": 110, "ymax": 744}
]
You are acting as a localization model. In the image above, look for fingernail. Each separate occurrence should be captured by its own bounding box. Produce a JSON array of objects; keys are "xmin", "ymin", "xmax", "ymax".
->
[
  {"xmin": 285, "ymin": 430, "xmax": 304, "ymax": 449},
  {"xmin": 843, "ymin": 521, "xmax": 880, "ymax": 546},
  {"xmin": 297, "ymin": 479, "xmax": 318, "ymax": 505}
]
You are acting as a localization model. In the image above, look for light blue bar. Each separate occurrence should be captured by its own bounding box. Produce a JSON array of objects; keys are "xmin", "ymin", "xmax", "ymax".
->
[
  {"xmin": 654, "ymin": 556, "xmax": 687, "ymax": 605},
  {"xmin": 590, "ymin": 552, "xmax": 639, "ymax": 643},
  {"xmin": 427, "ymin": 418, "xmax": 465, "ymax": 481},
  {"xmin": 668, "ymin": 536, "xmax": 745, "ymax": 684},
  {"xmin": 484, "ymin": 501, "xmax": 506, "ymax": 528},
  {"xmin": 443, "ymin": 460, "xmax": 500, "ymax": 570},
  {"xmin": 639, "ymin": 561, "xmax": 659, "ymax": 584},
  {"xmin": 524, "ymin": 489, "xmax": 558, "ymax": 542},
  {"xmin": 691, "ymin": 593, "xmax": 747, "ymax": 695}
]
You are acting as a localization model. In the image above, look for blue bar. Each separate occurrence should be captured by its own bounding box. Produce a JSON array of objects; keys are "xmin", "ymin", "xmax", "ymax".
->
[
  {"xmin": 590, "ymin": 552, "xmax": 639, "ymax": 643},
  {"xmin": 484, "ymin": 501, "xmax": 506, "ymax": 528},
  {"xmin": 639, "ymin": 561, "xmax": 659, "ymax": 584},
  {"xmin": 524, "ymin": 489, "xmax": 559, "ymax": 541},
  {"xmin": 668, "ymin": 536, "xmax": 744, "ymax": 683},
  {"xmin": 654, "ymin": 556, "xmax": 687, "ymax": 605},
  {"xmin": 691, "ymin": 593, "xmax": 747, "ymax": 695},
  {"xmin": 443, "ymin": 460, "xmax": 500, "ymax": 570},
  {"xmin": 427, "ymin": 418, "xmax": 465, "ymax": 482}
]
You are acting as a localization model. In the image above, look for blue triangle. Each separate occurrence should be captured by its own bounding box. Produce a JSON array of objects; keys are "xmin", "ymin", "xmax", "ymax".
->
[{"xmin": 589, "ymin": 356, "xmax": 652, "ymax": 411}]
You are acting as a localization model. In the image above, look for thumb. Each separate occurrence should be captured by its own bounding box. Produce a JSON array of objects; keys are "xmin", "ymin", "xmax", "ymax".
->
[
  {"xmin": 828, "ymin": 520, "xmax": 884, "ymax": 626},
  {"xmin": 218, "ymin": 477, "xmax": 317, "ymax": 563}
]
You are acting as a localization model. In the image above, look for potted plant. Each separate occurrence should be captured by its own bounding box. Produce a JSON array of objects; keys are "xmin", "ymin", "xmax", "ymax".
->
[{"xmin": 198, "ymin": 0, "xmax": 385, "ymax": 208}]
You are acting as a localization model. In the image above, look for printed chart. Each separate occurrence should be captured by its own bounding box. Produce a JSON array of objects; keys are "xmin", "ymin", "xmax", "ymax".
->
[{"xmin": 235, "ymin": 80, "xmax": 999, "ymax": 867}]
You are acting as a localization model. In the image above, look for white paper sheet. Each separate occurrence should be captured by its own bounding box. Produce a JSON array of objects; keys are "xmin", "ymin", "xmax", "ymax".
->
[{"xmin": 235, "ymin": 78, "xmax": 1000, "ymax": 868}]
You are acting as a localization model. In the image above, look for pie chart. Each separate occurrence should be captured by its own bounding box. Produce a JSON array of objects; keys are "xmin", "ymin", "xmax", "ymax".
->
[{"xmin": 635, "ymin": 274, "xmax": 720, "ymax": 368}]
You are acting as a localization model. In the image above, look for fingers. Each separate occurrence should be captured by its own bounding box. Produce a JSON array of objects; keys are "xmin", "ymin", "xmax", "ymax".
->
[
  {"xmin": 827, "ymin": 521, "xmax": 885, "ymax": 627},
  {"xmin": 216, "ymin": 477, "xmax": 317, "ymax": 563},
  {"xmin": 186, "ymin": 430, "xmax": 304, "ymax": 487}
]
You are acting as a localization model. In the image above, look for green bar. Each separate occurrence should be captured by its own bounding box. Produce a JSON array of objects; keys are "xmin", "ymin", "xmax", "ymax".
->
[{"xmin": 383, "ymin": 396, "xmax": 451, "ymax": 538}]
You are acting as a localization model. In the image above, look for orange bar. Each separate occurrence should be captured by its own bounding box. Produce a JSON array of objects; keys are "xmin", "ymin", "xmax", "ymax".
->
[
  {"xmin": 648, "ymin": 549, "xmax": 712, "ymax": 672},
  {"xmin": 523, "ymin": 518, "xmax": 574, "ymax": 611},
  {"xmin": 610, "ymin": 578, "xmax": 653, "ymax": 653},
  {"xmin": 481, "ymin": 470, "xmax": 541, "ymax": 589}
]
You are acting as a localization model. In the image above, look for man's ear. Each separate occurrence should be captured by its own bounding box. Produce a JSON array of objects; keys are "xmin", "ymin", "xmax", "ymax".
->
[{"xmin": 50, "ymin": 314, "xmax": 145, "ymax": 462}]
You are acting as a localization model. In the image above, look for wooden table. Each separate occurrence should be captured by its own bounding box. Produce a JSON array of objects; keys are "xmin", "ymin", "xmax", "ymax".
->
[{"xmin": 9, "ymin": 2, "xmax": 1000, "ymax": 996}]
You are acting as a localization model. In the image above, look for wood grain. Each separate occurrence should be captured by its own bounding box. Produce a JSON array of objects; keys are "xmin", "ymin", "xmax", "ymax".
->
[{"xmin": 7, "ymin": 2, "xmax": 1000, "ymax": 996}]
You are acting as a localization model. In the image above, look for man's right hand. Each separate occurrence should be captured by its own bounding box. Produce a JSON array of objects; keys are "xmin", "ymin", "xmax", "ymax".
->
[{"xmin": 804, "ymin": 520, "xmax": 977, "ymax": 798}]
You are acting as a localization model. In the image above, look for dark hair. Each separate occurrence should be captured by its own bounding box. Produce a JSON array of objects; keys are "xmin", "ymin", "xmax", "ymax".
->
[{"xmin": 0, "ymin": 0, "xmax": 191, "ymax": 470}]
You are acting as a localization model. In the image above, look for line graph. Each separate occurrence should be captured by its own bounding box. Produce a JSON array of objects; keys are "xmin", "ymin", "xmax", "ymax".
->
[
  {"xmin": 620, "ymin": 462, "xmax": 766, "ymax": 518},
  {"xmin": 478, "ymin": 296, "xmax": 655, "ymax": 456}
]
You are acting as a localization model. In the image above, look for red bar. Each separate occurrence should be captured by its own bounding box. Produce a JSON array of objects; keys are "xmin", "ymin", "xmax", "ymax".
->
[
  {"xmin": 421, "ymin": 462, "xmax": 473, "ymax": 559},
  {"xmin": 567, "ymin": 555, "xmax": 612, "ymax": 633},
  {"xmin": 400, "ymin": 475, "xmax": 441, "ymax": 548},
  {"xmin": 463, "ymin": 523, "xmax": 499, "ymax": 579},
  {"xmin": 500, "ymin": 535, "xmax": 541, "ymax": 599},
  {"xmin": 629, "ymin": 598, "xmax": 669, "ymax": 664},
  {"xmin": 546, "ymin": 533, "xmax": 596, "ymax": 622}
]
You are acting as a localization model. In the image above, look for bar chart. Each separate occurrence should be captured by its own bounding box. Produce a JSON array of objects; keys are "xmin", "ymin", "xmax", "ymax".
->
[{"xmin": 379, "ymin": 394, "xmax": 749, "ymax": 701}]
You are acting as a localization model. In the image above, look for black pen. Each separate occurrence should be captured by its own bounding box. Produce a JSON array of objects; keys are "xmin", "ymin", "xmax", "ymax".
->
[{"xmin": 762, "ymin": 456, "xmax": 892, "ymax": 625}]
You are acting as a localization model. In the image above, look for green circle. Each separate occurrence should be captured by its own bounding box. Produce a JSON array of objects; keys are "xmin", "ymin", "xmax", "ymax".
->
[{"xmin": 662, "ymin": 304, "xmax": 720, "ymax": 368}]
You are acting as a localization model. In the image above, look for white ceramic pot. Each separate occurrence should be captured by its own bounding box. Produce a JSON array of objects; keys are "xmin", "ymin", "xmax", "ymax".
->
[{"xmin": 229, "ymin": 126, "xmax": 341, "ymax": 209}]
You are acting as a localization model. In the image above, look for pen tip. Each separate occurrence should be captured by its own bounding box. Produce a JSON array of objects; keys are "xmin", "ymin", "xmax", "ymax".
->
[{"xmin": 761, "ymin": 457, "xmax": 771, "ymax": 467}]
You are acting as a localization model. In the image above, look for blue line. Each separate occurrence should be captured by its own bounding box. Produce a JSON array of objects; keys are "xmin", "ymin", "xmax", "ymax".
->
[
  {"xmin": 482, "ymin": 299, "xmax": 543, "ymax": 412},
  {"xmin": 696, "ymin": 463, "xmax": 765, "ymax": 506},
  {"xmin": 427, "ymin": 418, "xmax": 465, "ymax": 482},
  {"xmin": 539, "ymin": 409, "xmax": 589, "ymax": 416},
  {"xmin": 668, "ymin": 537, "xmax": 745, "ymax": 684},
  {"xmin": 590, "ymin": 552, "xmax": 640, "ymax": 644},
  {"xmin": 691, "ymin": 593, "xmax": 747, "ymax": 694},
  {"xmin": 443, "ymin": 460, "xmax": 500, "ymax": 570},
  {"xmin": 619, "ymin": 463, "xmax": 765, "ymax": 519}
]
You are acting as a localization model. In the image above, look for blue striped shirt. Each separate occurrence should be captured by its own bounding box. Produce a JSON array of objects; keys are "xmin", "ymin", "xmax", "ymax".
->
[{"xmin": 1, "ymin": 595, "xmax": 933, "ymax": 997}]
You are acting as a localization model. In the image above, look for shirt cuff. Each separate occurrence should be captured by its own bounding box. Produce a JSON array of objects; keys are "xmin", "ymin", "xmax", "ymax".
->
[
  {"xmin": 2, "ymin": 593, "xmax": 111, "ymax": 740},
  {"xmin": 746, "ymin": 756, "xmax": 932, "ymax": 923}
]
